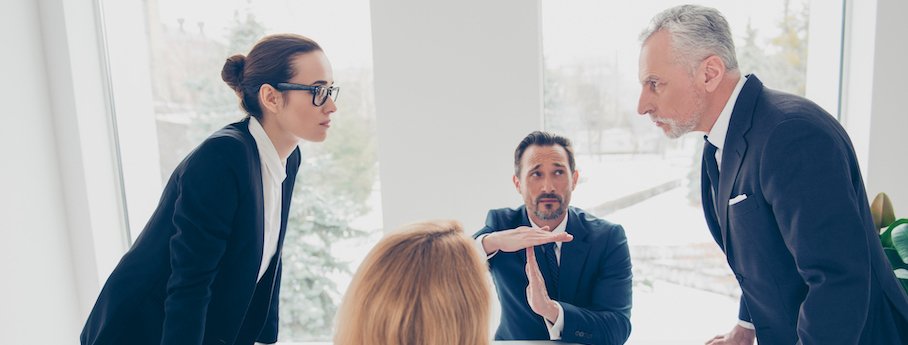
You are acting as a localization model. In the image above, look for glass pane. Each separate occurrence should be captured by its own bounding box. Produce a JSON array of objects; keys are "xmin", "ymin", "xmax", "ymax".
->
[
  {"xmin": 541, "ymin": 0, "xmax": 837, "ymax": 342},
  {"xmin": 112, "ymin": 0, "xmax": 382, "ymax": 341}
]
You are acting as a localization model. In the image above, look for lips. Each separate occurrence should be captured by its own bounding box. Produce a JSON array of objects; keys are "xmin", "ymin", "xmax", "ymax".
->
[{"xmin": 320, "ymin": 120, "xmax": 331, "ymax": 127}]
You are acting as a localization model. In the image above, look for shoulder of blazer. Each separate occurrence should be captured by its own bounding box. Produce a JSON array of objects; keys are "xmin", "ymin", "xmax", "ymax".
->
[
  {"xmin": 486, "ymin": 205, "xmax": 529, "ymax": 229},
  {"xmin": 175, "ymin": 119, "xmax": 258, "ymax": 179},
  {"xmin": 201, "ymin": 119, "xmax": 257, "ymax": 158},
  {"xmin": 568, "ymin": 206, "xmax": 624, "ymax": 241},
  {"xmin": 746, "ymin": 82, "xmax": 841, "ymax": 143}
]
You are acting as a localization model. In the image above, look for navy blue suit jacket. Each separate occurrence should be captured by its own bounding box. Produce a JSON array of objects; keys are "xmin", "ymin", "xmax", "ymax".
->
[
  {"xmin": 474, "ymin": 206, "xmax": 632, "ymax": 345},
  {"xmin": 81, "ymin": 118, "xmax": 300, "ymax": 345},
  {"xmin": 702, "ymin": 75, "xmax": 908, "ymax": 344}
]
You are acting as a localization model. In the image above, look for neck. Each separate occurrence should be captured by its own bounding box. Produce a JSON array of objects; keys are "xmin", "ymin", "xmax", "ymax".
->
[
  {"xmin": 699, "ymin": 71, "xmax": 742, "ymax": 133},
  {"xmin": 258, "ymin": 115, "xmax": 298, "ymax": 160}
]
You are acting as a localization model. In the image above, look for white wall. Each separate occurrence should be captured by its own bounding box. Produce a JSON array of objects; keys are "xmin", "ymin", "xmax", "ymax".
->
[
  {"xmin": 843, "ymin": 0, "xmax": 908, "ymax": 216},
  {"xmin": 0, "ymin": 0, "xmax": 128, "ymax": 343},
  {"xmin": 370, "ymin": 0, "xmax": 543, "ymax": 232},
  {"xmin": 865, "ymin": 0, "xmax": 908, "ymax": 216},
  {"xmin": 0, "ymin": 0, "xmax": 81, "ymax": 343}
]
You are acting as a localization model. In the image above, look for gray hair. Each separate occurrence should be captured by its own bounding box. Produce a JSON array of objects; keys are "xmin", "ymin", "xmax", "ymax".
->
[{"xmin": 640, "ymin": 5, "xmax": 738, "ymax": 72}]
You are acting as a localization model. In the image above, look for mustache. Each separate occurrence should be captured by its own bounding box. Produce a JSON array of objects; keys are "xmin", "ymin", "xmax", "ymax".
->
[{"xmin": 535, "ymin": 193, "xmax": 563, "ymax": 204}]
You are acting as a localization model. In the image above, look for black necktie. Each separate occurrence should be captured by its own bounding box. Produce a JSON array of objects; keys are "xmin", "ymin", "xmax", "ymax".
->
[
  {"xmin": 543, "ymin": 242, "xmax": 559, "ymax": 298},
  {"xmin": 703, "ymin": 136, "xmax": 721, "ymax": 214}
]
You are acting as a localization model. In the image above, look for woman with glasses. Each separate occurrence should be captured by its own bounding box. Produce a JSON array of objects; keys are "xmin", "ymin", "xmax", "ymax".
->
[{"xmin": 81, "ymin": 33, "xmax": 339, "ymax": 345}]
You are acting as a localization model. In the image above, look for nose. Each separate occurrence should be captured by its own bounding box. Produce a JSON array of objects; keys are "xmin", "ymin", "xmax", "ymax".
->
[
  {"xmin": 541, "ymin": 176, "xmax": 556, "ymax": 193},
  {"xmin": 322, "ymin": 96, "xmax": 338, "ymax": 114},
  {"xmin": 637, "ymin": 88, "xmax": 653, "ymax": 116}
]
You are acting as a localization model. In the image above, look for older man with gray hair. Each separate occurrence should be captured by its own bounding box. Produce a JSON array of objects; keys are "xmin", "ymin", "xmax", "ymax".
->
[{"xmin": 637, "ymin": 4, "xmax": 908, "ymax": 345}]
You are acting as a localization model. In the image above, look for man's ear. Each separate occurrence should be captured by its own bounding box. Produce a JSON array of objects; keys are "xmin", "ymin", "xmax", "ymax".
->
[
  {"xmin": 571, "ymin": 169, "xmax": 579, "ymax": 191},
  {"xmin": 513, "ymin": 175, "xmax": 521, "ymax": 193},
  {"xmin": 259, "ymin": 84, "xmax": 283, "ymax": 114},
  {"xmin": 702, "ymin": 55, "xmax": 726, "ymax": 93}
]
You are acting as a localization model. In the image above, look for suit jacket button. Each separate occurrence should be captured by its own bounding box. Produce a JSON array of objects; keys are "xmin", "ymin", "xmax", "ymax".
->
[{"xmin": 576, "ymin": 331, "xmax": 584, "ymax": 336}]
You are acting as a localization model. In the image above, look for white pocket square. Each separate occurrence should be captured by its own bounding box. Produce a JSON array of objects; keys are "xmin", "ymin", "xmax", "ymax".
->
[{"xmin": 729, "ymin": 194, "xmax": 748, "ymax": 205}]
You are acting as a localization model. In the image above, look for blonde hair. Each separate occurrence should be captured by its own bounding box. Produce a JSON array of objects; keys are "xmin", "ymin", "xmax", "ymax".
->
[{"xmin": 334, "ymin": 220, "xmax": 491, "ymax": 345}]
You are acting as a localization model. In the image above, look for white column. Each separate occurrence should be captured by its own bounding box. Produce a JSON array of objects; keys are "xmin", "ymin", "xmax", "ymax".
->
[
  {"xmin": 842, "ymin": 0, "xmax": 908, "ymax": 215},
  {"xmin": 370, "ymin": 0, "xmax": 544, "ymax": 232}
]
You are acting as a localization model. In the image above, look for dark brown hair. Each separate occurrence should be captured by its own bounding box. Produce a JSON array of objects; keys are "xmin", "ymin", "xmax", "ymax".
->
[
  {"xmin": 514, "ymin": 131, "xmax": 576, "ymax": 176},
  {"xmin": 221, "ymin": 33, "xmax": 322, "ymax": 118}
]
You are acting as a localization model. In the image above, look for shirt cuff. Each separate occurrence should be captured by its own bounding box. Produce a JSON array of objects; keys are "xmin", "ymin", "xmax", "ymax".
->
[
  {"xmin": 475, "ymin": 234, "xmax": 499, "ymax": 259},
  {"xmin": 544, "ymin": 302, "xmax": 564, "ymax": 340},
  {"xmin": 737, "ymin": 320, "xmax": 755, "ymax": 330}
]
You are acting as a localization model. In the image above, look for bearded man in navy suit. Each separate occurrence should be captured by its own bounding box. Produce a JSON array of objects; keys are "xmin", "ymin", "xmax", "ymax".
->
[{"xmin": 474, "ymin": 131, "xmax": 633, "ymax": 345}]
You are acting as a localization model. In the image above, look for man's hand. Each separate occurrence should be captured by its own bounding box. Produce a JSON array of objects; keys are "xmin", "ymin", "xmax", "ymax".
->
[
  {"xmin": 705, "ymin": 324, "xmax": 755, "ymax": 345},
  {"xmin": 481, "ymin": 226, "xmax": 573, "ymax": 254},
  {"xmin": 525, "ymin": 246, "xmax": 560, "ymax": 322}
]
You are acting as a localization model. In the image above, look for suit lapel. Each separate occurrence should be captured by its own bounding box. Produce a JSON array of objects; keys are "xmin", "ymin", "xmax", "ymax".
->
[
  {"xmin": 717, "ymin": 75, "xmax": 762, "ymax": 252},
  {"xmin": 276, "ymin": 147, "xmax": 300, "ymax": 258},
  {"xmin": 559, "ymin": 208, "xmax": 591, "ymax": 302}
]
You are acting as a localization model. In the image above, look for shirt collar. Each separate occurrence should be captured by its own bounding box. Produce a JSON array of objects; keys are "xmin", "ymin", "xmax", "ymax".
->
[
  {"xmin": 526, "ymin": 207, "xmax": 569, "ymax": 246},
  {"xmin": 248, "ymin": 116, "xmax": 287, "ymax": 183},
  {"xmin": 706, "ymin": 75, "xmax": 747, "ymax": 150}
]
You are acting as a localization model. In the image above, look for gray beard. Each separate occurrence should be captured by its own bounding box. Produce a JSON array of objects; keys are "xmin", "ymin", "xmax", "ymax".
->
[{"xmin": 534, "ymin": 205, "xmax": 565, "ymax": 221}]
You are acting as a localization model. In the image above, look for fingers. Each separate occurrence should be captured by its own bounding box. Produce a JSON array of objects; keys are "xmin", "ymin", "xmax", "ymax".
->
[
  {"xmin": 501, "ymin": 226, "xmax": 574, "ymax": 252},
  {"xmin": 525, "ymin": 247, "xmax": 543, "ymax": 283},
  {"xmin": 528, "ymin": 232, "xmax": 574, "ymax": 247},
  {"xmin": 705, "ymin": 334, "xmax": 725, "ymax": 345},
  {"xmin": 525, "ymin": 247, "xmax": 546, "ymax": 295}
]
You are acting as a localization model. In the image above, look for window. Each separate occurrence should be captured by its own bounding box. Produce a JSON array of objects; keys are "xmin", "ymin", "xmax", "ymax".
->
[
  {"xmin": 541, "ymin": 0, "xmax": 843, "ymax": 341},
  {"xmin": 99, "ymin": 0, "xmax": 382, "ymax": 342}
]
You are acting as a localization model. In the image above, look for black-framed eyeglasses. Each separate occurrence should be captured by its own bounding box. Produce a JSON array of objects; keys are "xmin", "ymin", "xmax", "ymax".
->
[{"xmin": 274, "ymin": 82, "xmax": 340, "ymax": 107}]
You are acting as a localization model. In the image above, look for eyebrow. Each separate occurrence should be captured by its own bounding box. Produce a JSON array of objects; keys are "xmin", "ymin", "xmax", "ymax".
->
[
  {"xmin": 528, "ymin": 162, "xmax": 568, "ymax": 172},
  {"xmin": 527, "ymin": 164, "xmax": 542, "ymax": 173},
  {"xmin": 640, "ymin": 75, "xmax": 659, "ymax": 85},
  {"xmin": 309, "ymin": 80, "xmax": 331, "ymax": 86}
]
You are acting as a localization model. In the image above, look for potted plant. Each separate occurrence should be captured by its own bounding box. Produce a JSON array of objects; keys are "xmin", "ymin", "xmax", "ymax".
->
[{"xmin": 871, "ymin": 193, "xmax": 908, "ymax": 293}]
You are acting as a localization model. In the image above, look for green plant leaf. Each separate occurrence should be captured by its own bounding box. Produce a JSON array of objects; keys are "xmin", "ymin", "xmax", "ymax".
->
[
  {"xmin": 884, "ymin": 248, "xmax": 908, "ymax": 270},
  {"xmin": 881, "ymin": 218, "xmax": 908, "ymax": 249},
  {"xmin": 891, "ymin": 223, "xmax": 908, "ymax": 264}
]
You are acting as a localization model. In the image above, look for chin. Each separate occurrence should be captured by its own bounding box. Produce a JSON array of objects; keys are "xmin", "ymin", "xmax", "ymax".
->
[{"xmin": 297, "ymin": 129, "xmax": 328, "ymax": 143}]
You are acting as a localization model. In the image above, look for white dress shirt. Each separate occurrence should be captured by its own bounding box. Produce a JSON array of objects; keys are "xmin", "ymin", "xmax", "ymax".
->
[
  {"xmin": 705, "ymin": 75, "xmax": 747, "ymax": 170},
  {"xmin": 475, "ymin": 210, "xmax": 569, "ymax": 340},
  {"xmin": 704, "ymin": 75, "xmax": 755, "ymax": 331},
  {"xmin": 247, "ymin": 116, "xmax": 288, "ymax": 282}
]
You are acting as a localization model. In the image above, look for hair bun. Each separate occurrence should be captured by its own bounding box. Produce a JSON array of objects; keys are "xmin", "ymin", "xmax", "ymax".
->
[{"xmin": 221, "ymin": 54, "xmax": 246, "ymax": 93}]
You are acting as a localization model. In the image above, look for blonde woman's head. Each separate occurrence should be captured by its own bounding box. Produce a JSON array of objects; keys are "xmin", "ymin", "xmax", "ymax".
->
[{"xmin": 334, "ymin": 220, "xmax": 491, "ymax": 345}]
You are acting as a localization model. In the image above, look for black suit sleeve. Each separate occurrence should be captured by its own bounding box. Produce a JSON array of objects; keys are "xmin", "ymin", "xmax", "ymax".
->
[
  {"xmin": 473, "ymin": 210, "xmax": 501, "ymax": 239},
  {"xmin": 560, "ymin": 224, "xmax": 633, "ymax": 345},
  {"xmin": 760, "ymin": 118, "xmax": 870, "ymax": 344},
  {"xmin": 738, "ymin": 296, "xmax": 752, "ymax": 324},
  {"xmin": 162, "ymin": 140, "xmax": 240, "ymax": 345}
]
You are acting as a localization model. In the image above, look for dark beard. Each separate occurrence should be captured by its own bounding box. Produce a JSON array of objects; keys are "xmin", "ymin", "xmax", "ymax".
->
[{"xmin": 533, "ymin": 193, "xmax": 565, "ymax": 221}]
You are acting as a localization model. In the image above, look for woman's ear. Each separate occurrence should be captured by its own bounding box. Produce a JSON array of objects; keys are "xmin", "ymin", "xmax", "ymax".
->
[{"xmin": 259, "ymin": 84, "xmax": 283, "ymax": 114}]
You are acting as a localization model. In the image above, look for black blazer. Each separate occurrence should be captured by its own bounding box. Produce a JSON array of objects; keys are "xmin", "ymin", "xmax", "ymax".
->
[
  {"xmin": 702, "ymin": 75, "xmax": 908, "ymax": 344},
  {"xmin": 474, "ymin": 206, "xmax": 632, "ymax": 345},
  {"xmin": 81, "ymin": 118, "xmax": 301, "ymax": 345}
]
